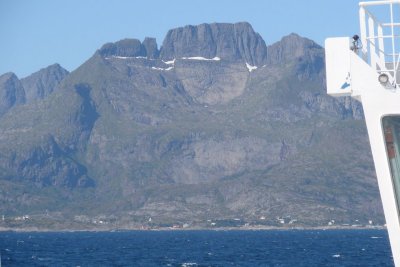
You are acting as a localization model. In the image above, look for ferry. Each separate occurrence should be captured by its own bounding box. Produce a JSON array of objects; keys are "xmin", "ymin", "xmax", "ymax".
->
[{"xmin": 325, "ymin": 1, "xmax": 400, "ymax": 265}]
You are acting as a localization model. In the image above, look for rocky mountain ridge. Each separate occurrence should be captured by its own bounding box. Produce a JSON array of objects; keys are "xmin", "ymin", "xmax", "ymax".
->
[
  {"xmin": 21, "ymin": 63, "xmax": 69, "ymax": 102},
  {"xmin": 0, "ymin": 64, "xmax": 69, "ymax": 118},
  {"xmin": 0, "ymin": 22, "xmax": 381, "ymax": 230},
  {"xmin": 0, "ymin": 73, "xmax": 25, "ymax": 117}
]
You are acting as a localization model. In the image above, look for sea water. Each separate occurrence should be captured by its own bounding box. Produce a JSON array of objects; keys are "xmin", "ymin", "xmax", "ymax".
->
[{"xmin": 0, "ymin": 229, "xmax": 393, "ymax": 266}]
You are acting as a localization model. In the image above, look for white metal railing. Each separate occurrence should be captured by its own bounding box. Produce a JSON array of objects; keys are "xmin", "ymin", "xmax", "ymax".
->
[{"xmin": 359, "ymin": 1, "xmax": 400, "ymax": 87}]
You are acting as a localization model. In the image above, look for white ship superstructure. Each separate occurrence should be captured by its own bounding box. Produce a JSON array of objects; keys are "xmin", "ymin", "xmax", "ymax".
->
[{"xmin": 326, "ymin": 1, "xmax": 400, "ymax": 265}]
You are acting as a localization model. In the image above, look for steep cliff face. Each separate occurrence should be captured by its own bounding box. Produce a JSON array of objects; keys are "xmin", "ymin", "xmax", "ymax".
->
[
  {"xmin": 21, "ymin": 63, "xmax": 69, "ymax": 102},
  {"xmin": 0, "ymin": 23, "xmax": 381, "ymax": 229},
  {"xmin": 0, "ymin": 72, "xmax": 25, "ymax": 117},
  {"xmin": 160, "ymin": 22, "xmax": 267, "ymax": 66},
  {"xmin": 142, "ymin": 37, "xmax": 159, "ymax": 59}
]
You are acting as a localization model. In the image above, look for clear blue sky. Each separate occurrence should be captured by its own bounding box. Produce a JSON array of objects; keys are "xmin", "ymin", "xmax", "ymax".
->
[{"xmin": 0, "ymin": 0, "xmax": 362, "ymax": 78}]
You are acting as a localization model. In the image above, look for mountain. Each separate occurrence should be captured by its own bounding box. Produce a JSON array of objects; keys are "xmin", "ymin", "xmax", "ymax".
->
[
  {"xmin": 21, "ymin": 63, "xmax": 69, "ymax": 102},
  {"xmin": 160, "ymin": 22, "xmax": 267, "ymax": 66},
  {"xmin": 267, "ymin": 33, "xmax": 321, "ymax": 65},
  {"xmin": 0, "ymin": 72, "xmax": 25, "ymax": 117},
  {"xmin": 0, "ymin": 63, "xmax": 68, "ymax": 119},
  {"xmin": 0, "ymin": 22, "xmax": 382, "ymax": 230}
]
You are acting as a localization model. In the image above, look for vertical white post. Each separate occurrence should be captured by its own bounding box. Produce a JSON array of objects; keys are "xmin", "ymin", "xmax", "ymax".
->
[
  {"xmin": 390, "ymin": 3, "xmax": 397, "ymax": 85},
  {"xmin": 378, "ymin": 24, "xmax": 385, "ymax": 68},
  {"xmin": 369, "ymin": 15, "xmax": 377, "ymax": 68},
  {"xmin": 360, "ymin": 7, "xmax": 368, "ymax": 61}
]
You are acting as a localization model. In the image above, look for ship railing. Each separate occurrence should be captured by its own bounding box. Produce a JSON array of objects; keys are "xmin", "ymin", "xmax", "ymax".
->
[{"xmin": 359, "ymin": 1, "xmax": 400, "ymax": 87}]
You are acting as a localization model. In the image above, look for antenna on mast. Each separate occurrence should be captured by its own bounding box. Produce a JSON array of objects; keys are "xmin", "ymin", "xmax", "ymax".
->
[{"xmin": 350, "ymin": 34, "xmax": 362, "ymax": 53}]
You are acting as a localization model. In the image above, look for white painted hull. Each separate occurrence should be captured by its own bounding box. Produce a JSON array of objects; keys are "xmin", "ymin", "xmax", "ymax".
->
[{"xmin": 326, "ymin": 1, "xmax": 400, "ymax": 265}]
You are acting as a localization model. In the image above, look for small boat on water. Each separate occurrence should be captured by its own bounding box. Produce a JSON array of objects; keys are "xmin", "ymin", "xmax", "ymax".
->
[{"xmin": 326, "ymin": 1, "xmax": 400, "ymax": 266}]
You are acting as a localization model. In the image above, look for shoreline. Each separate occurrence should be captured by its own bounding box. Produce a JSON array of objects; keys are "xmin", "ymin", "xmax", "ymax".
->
[{"xmin": 0, "ymin": 225, "xmax": 387, "ymax": 233}]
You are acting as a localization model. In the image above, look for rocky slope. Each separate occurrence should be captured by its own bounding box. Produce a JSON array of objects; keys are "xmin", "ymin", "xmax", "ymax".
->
[
  {"xmin": 21, "ymin": 64, "xmax": 69, "ymax": 102},
  {"xmin": 0, "ymin": 22, "xmax": 382, "ymax": 230},
  {"xmin": 0, "ymin": 73, "xmax": 25, "ymax": 117}
]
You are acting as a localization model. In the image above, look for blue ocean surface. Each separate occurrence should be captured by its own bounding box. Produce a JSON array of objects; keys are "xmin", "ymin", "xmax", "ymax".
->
[{"xmin": 0, "ymin": 229, "xmax": 394, "ymax": 266}]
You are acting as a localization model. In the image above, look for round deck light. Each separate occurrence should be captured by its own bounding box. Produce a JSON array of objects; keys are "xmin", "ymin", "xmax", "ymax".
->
[{"xmin": 379, "ymin": 73, "xmax": 389, "ymax": 84}]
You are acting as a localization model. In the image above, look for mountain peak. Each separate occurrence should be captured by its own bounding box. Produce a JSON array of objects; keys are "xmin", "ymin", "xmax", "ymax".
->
[
  {"xmin": 279, "ymin": 33, "xmax": 320, "ymax": 48},
  {"xmin": 0, "ymin": 71, "xmax": 25, "ymax": 116},
  {"xmin": 160, "ymin": 22, "xmax": 267, "ymax": 66},
  {"xmin": 98, "ymin": 38, "xmax": 145, "ymax": 57},
  {"xmin": 98, "ymin": 38, "xmax": 160, "ymax": 59},
  {"xmin": 0, "ymin": 23, "xmax": 381, "ymax": 229},
  {"xmin": 21, "ymin": 63, "xmax": 69, "ymax": 102},
  {"xmin": 266, "ymin": 33, "xmax": 322, "ymax": 65},
  {"xmin": 0, "ymin": 72, "xmax": 18, "ymax": 82},
  {"xmin": 142, "ymin": 37, "xmax": 159, "ymax": 59}
]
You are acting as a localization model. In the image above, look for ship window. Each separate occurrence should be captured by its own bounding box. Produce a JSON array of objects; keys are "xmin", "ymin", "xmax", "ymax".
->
[{"xmin": 382, "ymin": 116, "xmax": 400, "ymax": 210}]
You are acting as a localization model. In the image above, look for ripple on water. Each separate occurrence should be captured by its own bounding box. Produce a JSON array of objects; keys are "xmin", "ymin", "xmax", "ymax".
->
[{"xmin": 0, "ymin": 230, "xmax": 393, "ymax": 266}]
